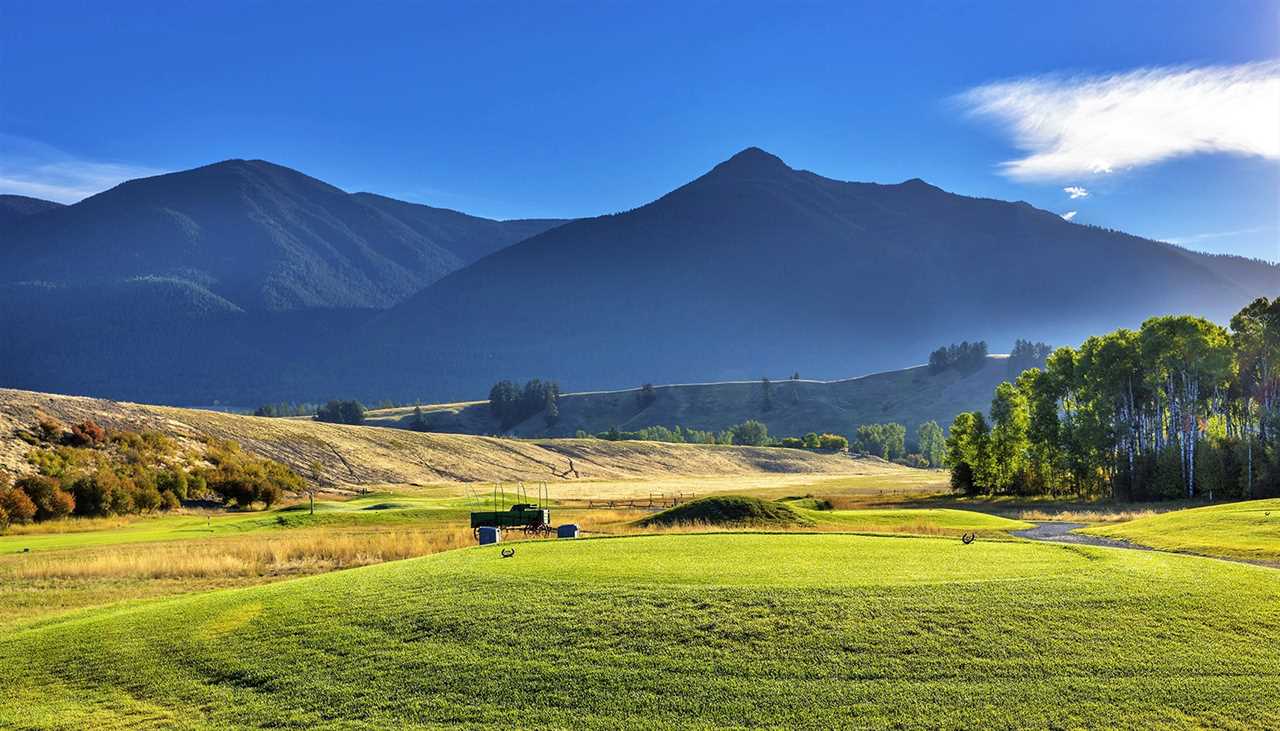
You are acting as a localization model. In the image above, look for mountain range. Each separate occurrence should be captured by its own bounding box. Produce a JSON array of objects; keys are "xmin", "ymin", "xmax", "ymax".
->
[
  {"xmin": 0, "ymin": 160, "xmax": 562, "ymax": 310},
  {"xmin": 1, "ymin": 148, "xmax": 1274, "ymax": 410}
]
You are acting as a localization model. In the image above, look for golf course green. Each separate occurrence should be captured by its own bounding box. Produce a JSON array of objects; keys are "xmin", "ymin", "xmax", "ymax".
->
[{"xmin": 2, "ymin": 532, "xmax": 1276, "ymax": 729}]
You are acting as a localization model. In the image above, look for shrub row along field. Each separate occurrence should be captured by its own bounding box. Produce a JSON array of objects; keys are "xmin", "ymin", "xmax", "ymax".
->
[
  {"xmin": 1, "ymin": 533, "xmax": 1276, "ymax": 729},
  {"xmin": 0, "ymin": 416, "xmax": 305, "ymax": 532}
]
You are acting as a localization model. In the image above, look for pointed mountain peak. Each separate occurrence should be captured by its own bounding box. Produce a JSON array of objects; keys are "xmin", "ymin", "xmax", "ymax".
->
[
  {"xmin": 706, "ymin": 147, "xmax": 794, "ymax": 179},
  {"xmin": 898, "ymin": 177, "xmax": 941, "ymax": 191}
]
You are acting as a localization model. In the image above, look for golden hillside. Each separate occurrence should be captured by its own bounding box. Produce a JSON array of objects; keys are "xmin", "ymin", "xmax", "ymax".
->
[{"xmin": 0, "ymin": 388, "xmax": 907, "ymax": 490}]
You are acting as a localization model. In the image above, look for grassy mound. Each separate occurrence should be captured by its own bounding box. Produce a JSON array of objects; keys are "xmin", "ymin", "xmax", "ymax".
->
[
  {"xmin": 1, "ymin": 534, "xmax": 1278, "ymax": 728},
  {"xmin": 638, "ymin": 495, "xmax": 812, "ymax": 527},
  {"xmin": 1083, "ymin": 497, "xmax": 1280, "ymax": 562}
]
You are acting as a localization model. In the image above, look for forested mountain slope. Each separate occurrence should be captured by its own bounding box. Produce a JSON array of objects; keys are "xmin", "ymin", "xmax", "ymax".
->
[
  {"xmin": 0, "ymin": 194, "xmax": 63, "ymax": 227},
  {"xmin": 1, "ymin": 148, "xmax": 1273, "ymax": 407},
  {"xmin": 0, "ymin": 161, "xmax": 566, "ymax": 404},
  {"xmin": 352, "ymin": 147, "xmax": 1276, "ymax": 400},
  {"xmin": 0, "ymin": 159, "xmax": 565, "ymax": 310}
]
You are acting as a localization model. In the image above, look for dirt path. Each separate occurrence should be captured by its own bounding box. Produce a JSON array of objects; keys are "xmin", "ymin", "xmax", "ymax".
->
[
  {"xmin": 1015, "ymin": 521, "xmax": 1277, "ymax": 569},
  {"xmin": 1013, "ymin": 521, "xmax": 1152, "ymax": 551}
]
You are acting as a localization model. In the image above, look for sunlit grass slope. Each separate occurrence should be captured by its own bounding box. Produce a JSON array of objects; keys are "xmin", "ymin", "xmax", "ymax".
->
[
  {"xmin": 1083, "ymin": 497, "xmax": 1280, "ymax": 563},
  {"xmin": 0, "ymin": 387, "xmax": 891, "ymax": 490},
  {"xmin": 364, "ymin": 356, "xmax": 1016, "ymax": 442},
  {"xmin": 2, "ymin": 533, "xmax": 1277, "ymax": 729},
  {"xmin": 805, "ymin": 507, "xmax": 1032, "ymax": 535}
]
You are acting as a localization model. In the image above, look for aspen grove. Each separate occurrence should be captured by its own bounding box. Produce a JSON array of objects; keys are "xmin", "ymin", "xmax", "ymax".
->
[{"xmin": 946, "ymin": 297, "xmax": 1280, "ymax": 501}]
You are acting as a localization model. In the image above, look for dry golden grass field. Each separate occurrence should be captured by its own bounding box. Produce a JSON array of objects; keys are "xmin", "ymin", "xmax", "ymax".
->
[{"xmin": 0, "ymin": 387, "xmax": 906, "ymax": 491}]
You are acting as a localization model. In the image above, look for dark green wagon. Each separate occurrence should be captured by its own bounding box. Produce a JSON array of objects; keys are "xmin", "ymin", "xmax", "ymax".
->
[{"xmin": 470, "ymin": 503, "xmax": 553, "ymax": 537}]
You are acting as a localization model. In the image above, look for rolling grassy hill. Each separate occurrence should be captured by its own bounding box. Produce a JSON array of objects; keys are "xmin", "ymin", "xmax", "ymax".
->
[
  {"xmin": 365, "ymin": 355, "xmax": 1017, "ymax": 440},
  {"xmin": 0, "ymin": 388, "xmax": 905, "ymax": 490},
  {"xmin": 1083, "ymin": 498, "xmax": 1280, "ymax": 563},
  {"xmin": 2, "ymin": 532, "xmax": 1276, "ymax": 728}
]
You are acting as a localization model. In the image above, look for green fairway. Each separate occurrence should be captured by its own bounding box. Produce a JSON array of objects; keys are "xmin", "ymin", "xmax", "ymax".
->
[
  {"xmin": 2, "ymin": 532, "xmax": 1277, "ymax": 729},
  {"xmin": 1083, "ymin": 497, "xmax": 1280, "ymax": 563},
  {"xmin": 804, "ymin": 507, "xmax": 1032, "ymax": 534}
]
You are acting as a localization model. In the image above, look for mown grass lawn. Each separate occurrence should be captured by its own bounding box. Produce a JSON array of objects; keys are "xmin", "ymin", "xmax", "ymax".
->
[
  {"xmin": 1, "ymin": 533, "xmax": 1277, "ymax": 729},
  {"xmin": 1083, "ymin": 497, "xmax": 1280, "ymax": 563},
  {"xmin": 804, "ymin": 507, "xmax": 1031, "ymax": 535}
]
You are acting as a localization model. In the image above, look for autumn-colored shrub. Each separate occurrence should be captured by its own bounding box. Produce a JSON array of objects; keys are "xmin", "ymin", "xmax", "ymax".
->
[
  {"xmin": 48, "ymin": 488, "xmax": 76, "ymax": 519},
  {"xmin": 66, "ymin": 419, "xmax": 107, "ymax": 447},
  {"xmin": 15, "ymin": 475, "xmax": 75, "ymax": 521},
  {"xmin": 1, "ymin": 488, "xmax": 37, "ymax": 525}
]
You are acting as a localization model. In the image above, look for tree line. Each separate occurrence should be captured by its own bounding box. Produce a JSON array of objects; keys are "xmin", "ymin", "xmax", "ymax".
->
[
  {"xmin": 489, "ymin": 379, "xmax": 561, "ymax": 430},
  {"xmin": 1007, "ymin": 339, "xmax": 1053, "ymax": 378},
  {"xmin": 586, "ymin": 420, "xmax": 773, "ymax": 446},
  {"xmin": 577, "ymin": 420, "xmax": 947, "ymax": 466},
  {"xmin": 928, "ymin": 341, "xmax": 989, "ymax": 374},
  {"xmin": 255, "ymin": 398, "xmax": 418, "ymax": 422},
  {"xmin": 850, "ymin": 421, "xmax": 945, "ymax": 468},
  {"xmin": 946, "ymin": 298, "xmax": 1280, "ymax": 500},
  {"xmin": 779, "ymin": 433, "xmax": 850, "ymax": 451}
]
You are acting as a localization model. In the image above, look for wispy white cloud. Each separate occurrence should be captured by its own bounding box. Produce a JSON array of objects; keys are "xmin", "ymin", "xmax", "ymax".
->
[
  {"xmin": 959, "ymin": 61, "xmax": 1280, "ymax": 181},
  {"xmin": 1061, "ymin": 211, "xmax": 1078, "ymax": 221},
  {"xmin": 0, "ymin": 135, "xmax": 163, "ymax": 203},
  {"xmin": 1160, "ymin": 225, "xmax": 1274, "ymax": 245},
  {"xmin": 1063, "ymin": 186, "xmax": 1089, "ymax": 199}
]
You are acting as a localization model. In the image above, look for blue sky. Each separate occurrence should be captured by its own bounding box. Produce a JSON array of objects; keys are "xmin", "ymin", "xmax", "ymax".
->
[{"xmin": 2, "ymin": 0, "xmax": 1277, "ymax": 260}]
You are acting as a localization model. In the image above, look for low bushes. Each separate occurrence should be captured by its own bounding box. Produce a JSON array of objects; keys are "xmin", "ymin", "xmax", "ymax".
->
[
  {"xmin": 1, "ymin": 417, "xmax": 308, "ymax": 531},
  {"xmin": 315, "ymin": 400, "xmax": 366, "ymax": 425},
  {"xmin": 780, "ymin": 432, "xmax": 848, "ymax": 451}
]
